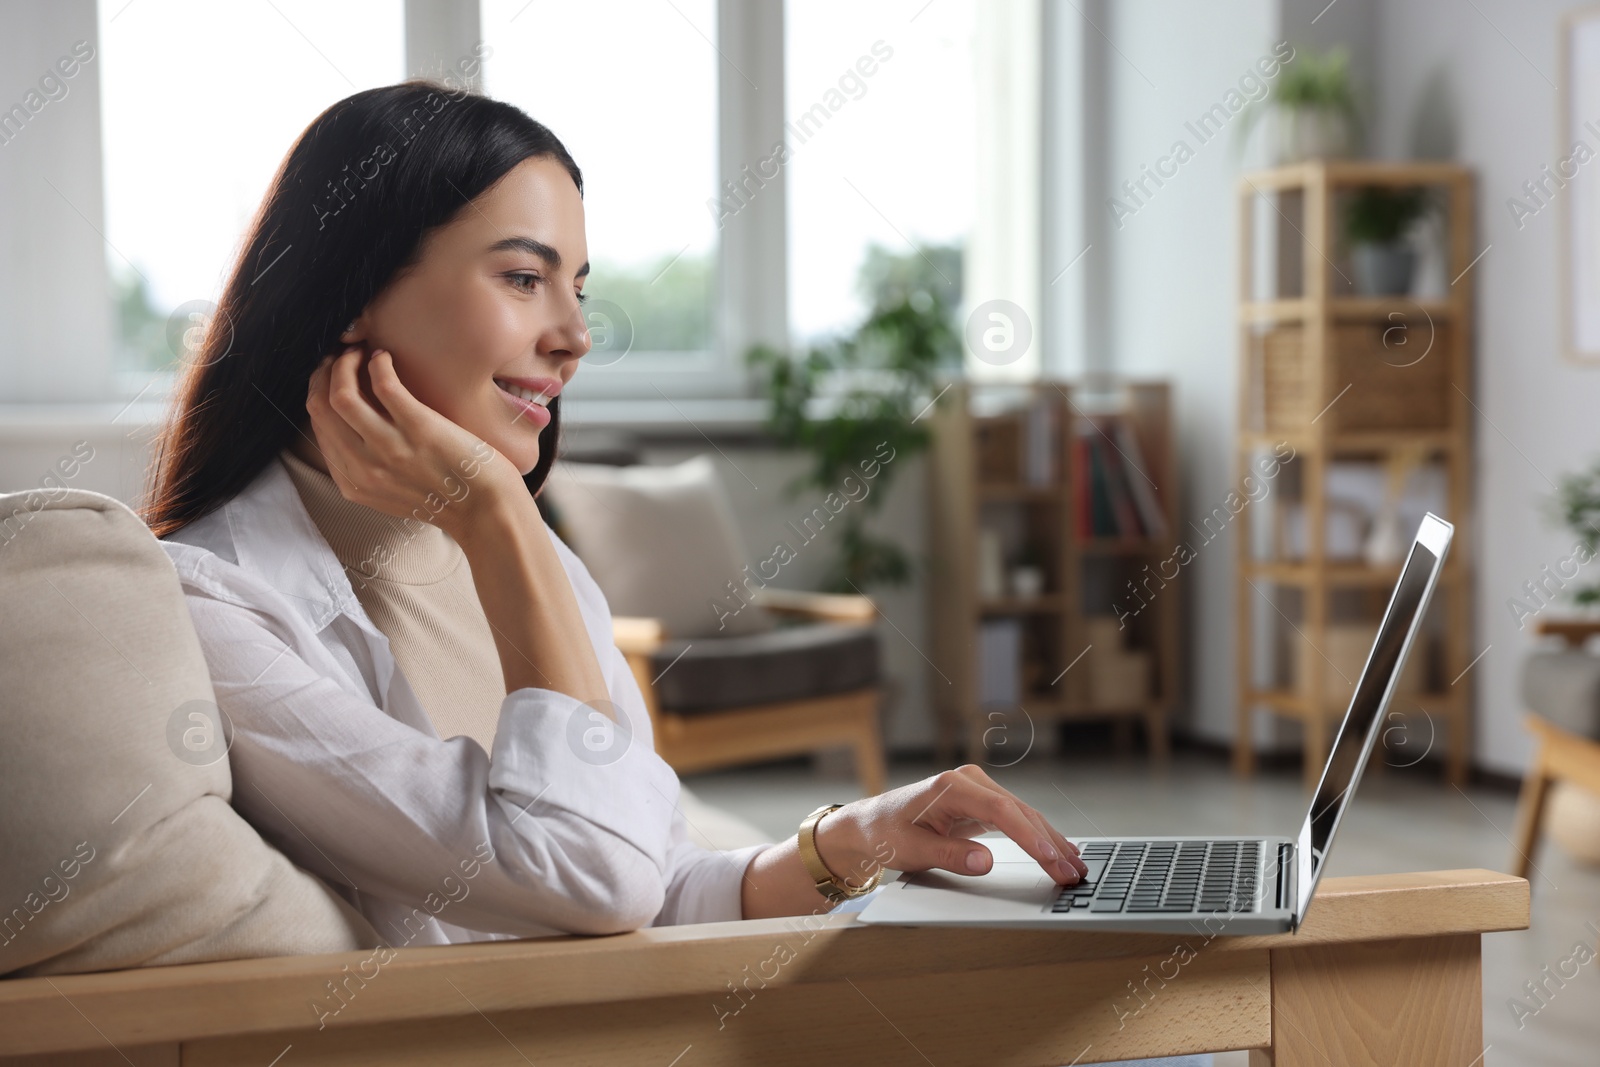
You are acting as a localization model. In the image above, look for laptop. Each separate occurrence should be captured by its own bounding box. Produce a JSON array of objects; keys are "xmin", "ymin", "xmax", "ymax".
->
[{"xmin": 857, "ymin": 512, "xmax": 1453, "ymax": 935}]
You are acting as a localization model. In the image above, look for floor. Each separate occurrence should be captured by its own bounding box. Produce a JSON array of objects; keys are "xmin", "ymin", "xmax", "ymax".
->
[{"xmin": 684, "ymin": 748, "xmax": 1600, "ymax": 1067}]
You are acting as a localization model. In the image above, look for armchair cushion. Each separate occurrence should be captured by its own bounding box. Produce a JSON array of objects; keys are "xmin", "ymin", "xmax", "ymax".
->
[
  {"xmin": 543, "ymin": 455, "xmax": 775, "ymax": 638},
  {"xmin": 1522, "ymin": 649, "xmax": 1600, "ymax": 740},
  {"xmin": 649, "ymin": 623, "xmax": 879, "ymax": 713},
  {"xmin": 0, "ymin": 487, "xmax": 381, "ymax": 978}
]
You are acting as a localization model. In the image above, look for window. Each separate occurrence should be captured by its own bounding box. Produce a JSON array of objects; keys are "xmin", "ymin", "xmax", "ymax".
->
[
  {"xmin": 482, "ymin": 0, "xmax": 719, "ymax": 373},
  {"xmin": 98, "ymin": 0, "xmax": 404, "ymax": 384},
  {"xmin": 784, "ymin": 0, "xmax": 974, "ymax": 346},
  {"xmin": 85, "ymin": 0, "xmax": 986, "ymax": 403}
]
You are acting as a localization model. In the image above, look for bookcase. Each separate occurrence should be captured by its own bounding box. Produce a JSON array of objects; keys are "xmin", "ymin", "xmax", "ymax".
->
[
  {"xmin": 927, "ymin": 379, "xmax": 1180, "ymax": 768},
  {"xmin": 1234, "ymin": 160, "xmax": 1475, "ymax": 787}
]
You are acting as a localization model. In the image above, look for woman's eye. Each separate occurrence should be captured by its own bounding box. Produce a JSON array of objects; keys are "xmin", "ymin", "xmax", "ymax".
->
[
  {"xmin": 576, "ymin": 291, "xmax": 588, "ymax": 305},
  {"xmin": 507, "ymin": 272, "xmax": 540, "ymax": 292}
]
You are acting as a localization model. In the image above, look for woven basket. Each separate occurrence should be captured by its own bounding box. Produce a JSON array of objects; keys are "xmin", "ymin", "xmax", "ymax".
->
[{"xmin": 1260, "ymin": 322, "xmax": 1450, "ymax": 433}]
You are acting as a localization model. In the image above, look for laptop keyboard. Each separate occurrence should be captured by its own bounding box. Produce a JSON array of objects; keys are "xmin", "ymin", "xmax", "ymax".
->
[{"xmin": 1050, "ymin": 840, "xmax": 1262, "ymax": 915}]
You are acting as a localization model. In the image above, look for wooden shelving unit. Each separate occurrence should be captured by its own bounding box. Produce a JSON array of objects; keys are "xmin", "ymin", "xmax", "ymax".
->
[
  {"xmin": 1233, "ymin": 160, "xmax": 1475, "ymax": 787},
  {"xmin": 928, "ymin": 379, "xmax": 1180, "ymax": 768}
]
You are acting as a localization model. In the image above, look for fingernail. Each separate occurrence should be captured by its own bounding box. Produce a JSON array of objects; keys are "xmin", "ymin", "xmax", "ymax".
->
[
  {"xmin": 966, "ymin": 850, "xmax": 987, "ymax": 873},
  {"xmin": 1040, "ymin": 841, "xmax": 1058, "ymax": 860}
]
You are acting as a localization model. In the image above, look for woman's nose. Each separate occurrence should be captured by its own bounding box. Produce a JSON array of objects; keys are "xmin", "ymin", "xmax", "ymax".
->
[
  {"xmin": 566, "ymin": 295, "xmax": 593, "ymax": 359},
  {"xmin": 540, "ymin": 297, "xmax": 592, "ymax": 363}
]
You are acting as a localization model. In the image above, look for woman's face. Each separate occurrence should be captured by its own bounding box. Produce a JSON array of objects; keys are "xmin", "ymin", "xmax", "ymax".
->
[{"xmin": 346, "ymin": 155, "xmax": 590, "ymax": 475}]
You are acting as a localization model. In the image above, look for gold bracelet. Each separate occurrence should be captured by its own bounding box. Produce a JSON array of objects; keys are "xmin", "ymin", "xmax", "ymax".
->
[{"xmin": 798, "ymin": 803, "xmax": 882, "ymax": 903}]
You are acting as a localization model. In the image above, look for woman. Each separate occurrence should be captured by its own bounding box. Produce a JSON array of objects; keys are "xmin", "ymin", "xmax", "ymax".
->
[{"xmin": 144, "ymin": 81, "xmax": 1086, "ymax": 944}]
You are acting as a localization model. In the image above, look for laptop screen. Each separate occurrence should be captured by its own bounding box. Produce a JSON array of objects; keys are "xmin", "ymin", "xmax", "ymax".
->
[{"xmin": 1292, "ymin": 514, "xmax": 1451, "ymax": 926}]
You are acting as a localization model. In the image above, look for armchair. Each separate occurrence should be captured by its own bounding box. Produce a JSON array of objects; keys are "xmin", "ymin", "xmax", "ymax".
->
[
  {"xmin": 542, "ymin": 451, "xmax": 889, "ymax": 798},
  {"xmin": 615, "ymin": 586, "xmax": 888, "ymax": 796}
]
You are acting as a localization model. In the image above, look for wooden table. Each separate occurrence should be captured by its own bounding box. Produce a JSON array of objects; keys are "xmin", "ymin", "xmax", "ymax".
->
[{"xmin": 0, "ymin": 869, "xmax": 1528, "ymax": 1067}]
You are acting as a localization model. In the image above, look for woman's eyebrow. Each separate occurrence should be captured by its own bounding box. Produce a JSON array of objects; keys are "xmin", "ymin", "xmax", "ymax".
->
[
  {"xmin": 486, "ymin": 236, "xmax": 589, "ymax": 280},
  {"xmin": 487, "ymin": 235, "xmax": 560, "ymax": 265}
]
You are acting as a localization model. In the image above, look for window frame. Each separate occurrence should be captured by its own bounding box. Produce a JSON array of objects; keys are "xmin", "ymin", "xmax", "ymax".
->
[{"xmin": 94, "ymin": 0, "xmax": 785, "ymax": 405}]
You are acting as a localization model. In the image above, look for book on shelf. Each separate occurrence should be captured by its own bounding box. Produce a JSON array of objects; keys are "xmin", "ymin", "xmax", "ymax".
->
[
  {"xmin": 1099, "ymin": 432, "xmax": 1143, "ymax": 537},
  {"xmin": 1073, "ymin": 433, "xmax": 1094, "ymax": 539},
  {"xmin": 1112, "ymin": 419, "xmax": 1168, "ymax": 538},
  {"xmin": 1073, "ymin": 416, "xmax": 1166, "ymax": 540},
  {"xmin": 1088, "ymin": 434, "xmax": 1121, "ymax": 536}
]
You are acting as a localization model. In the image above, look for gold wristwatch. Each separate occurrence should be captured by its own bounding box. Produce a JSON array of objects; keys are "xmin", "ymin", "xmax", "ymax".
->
[{"xmin": 798, "ymin": 803, "xmax": 882, "ymax": 903}]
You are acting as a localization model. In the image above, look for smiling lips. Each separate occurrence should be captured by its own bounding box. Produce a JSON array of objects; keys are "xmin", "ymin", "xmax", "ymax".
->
[{"xmin": 493, "ymin": 376, "xmax": 559, "ymax": 428}]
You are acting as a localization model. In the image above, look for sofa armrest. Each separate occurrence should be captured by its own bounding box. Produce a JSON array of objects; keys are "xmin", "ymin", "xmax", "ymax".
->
[
  {"xmin": 749, "ymin": 588, "xmax": 877, "ymax": 624},
  {"xmin": 612, "ymin": 616, "xmax": 667, "ymax": 655}
]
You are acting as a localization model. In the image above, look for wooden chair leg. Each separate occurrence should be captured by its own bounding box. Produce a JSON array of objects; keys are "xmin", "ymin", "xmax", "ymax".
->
[
  {"xmin": 1111, "ymin": 717, "xmax": 1134, "ymax": 757},
  {"xmin": 1303, "ymin": 709, "xmax": 1329, "ymax": 791},
  {"xmin": 1510, "ymin": 741, "xmax": 1551, "ymax": 882},
  {"xmin": 1446, "ymin": 704, "xmax": 1471, "ymax": 787},
  {"xmin": 1234, "ymin": 704, "xmax": 1256, "ymax": 778},
  {"xmin": 853, "ymin": 699, "xmax": 888, "ymax": 798},
  {"xmin": 1144, "ymin": 707, "xmax": 1170, "ymax": 766},
  {"xmin": 931, "ymin": 686, "xmax": 959, "ymax": 770},
  {"xmin": 965, "ymin": 714, "xmax": 989, "ymax": 768}
]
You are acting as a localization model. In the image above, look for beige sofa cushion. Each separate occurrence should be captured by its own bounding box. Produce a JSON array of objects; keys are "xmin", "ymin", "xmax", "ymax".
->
[
  {"xmin": 0, "ymin": 486, "xmax": 381, "ymax": 978},
  {"xmin": 543, "ymin": 455, "xmax": 775, "ymax": 638}
]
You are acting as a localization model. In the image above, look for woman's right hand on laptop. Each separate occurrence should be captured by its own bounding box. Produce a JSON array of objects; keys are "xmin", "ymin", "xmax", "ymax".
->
[{"xmin": 816, "ymin": 764, "xmax": 1089, "ymax": 886}]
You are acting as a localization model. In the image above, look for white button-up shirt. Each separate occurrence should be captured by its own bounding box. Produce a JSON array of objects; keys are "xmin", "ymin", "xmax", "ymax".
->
[{"xmin": 159, "ymin": 452, "xmax": 774, "ymax": 946}]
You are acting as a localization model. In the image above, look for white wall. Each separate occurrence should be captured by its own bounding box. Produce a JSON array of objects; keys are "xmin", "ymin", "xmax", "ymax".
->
[
  {"xmin": 1370, "ymin": 0, "xmax": 1600, "ymax": 775},
  {"xmin": 1068, "ymin": 0, "xmax": 1278, "ymax": 744}
]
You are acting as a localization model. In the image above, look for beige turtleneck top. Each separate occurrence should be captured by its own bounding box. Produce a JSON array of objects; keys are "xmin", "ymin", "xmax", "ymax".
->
[{"xmin": 279, "ymin": 447, "xmax": 507, "ymax": 751}]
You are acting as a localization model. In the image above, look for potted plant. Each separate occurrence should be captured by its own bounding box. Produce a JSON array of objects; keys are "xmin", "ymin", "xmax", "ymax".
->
[
  {"xmin": 1344, "ymin": 185, "xmax": 1429, "ymax": 296},
  {"xmin": 746, "ymin": 243, "xmax": 962, "ymax": 592},
  {"xmin": 1238, "ymin": 46, "xmax": 1362, "ymax": 163}
]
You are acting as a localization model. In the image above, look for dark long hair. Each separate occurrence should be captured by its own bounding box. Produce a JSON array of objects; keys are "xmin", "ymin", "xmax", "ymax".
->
[{"xmin": 143, "ymin": 81, "xmax": 581, "ymax": 539}]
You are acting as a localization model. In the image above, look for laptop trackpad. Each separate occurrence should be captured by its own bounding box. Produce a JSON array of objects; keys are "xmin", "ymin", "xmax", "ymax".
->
[{"xmin": 899, "ymin": 860, "xmax": 1063, "ymax": 906}]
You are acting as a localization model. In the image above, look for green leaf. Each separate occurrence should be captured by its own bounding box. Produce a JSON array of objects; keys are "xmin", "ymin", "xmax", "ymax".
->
[{"xmin": 744, "ymin": 241, "xmax": 962, "ymax": 593}]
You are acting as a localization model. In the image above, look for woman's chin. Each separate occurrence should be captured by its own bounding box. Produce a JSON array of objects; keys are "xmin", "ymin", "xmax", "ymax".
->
[{"xmin": 508, "ymin": 441, "xmax": 540, "ymax": 477}]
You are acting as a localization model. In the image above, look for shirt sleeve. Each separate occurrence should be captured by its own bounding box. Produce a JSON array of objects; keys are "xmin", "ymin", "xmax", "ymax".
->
[
  {"xmin": 595, "ymin": 643, "xmax": 776, "ymax": 927},
  {"xmin": 169, "ymin": 550, "xmax": 682, "ymax": 938},
  {"xmin": 652, "ymin": 829, "xmax": 774, "ymax": 927},
  {"xmin": 542, "ymin": 533, "xmax": 779, "ymax": 927}
]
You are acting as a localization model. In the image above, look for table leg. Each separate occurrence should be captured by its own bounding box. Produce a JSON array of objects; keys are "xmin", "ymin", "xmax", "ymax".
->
[{"xmin": 1250, "ymin": 933, "xmax": 1482, "ymax": 1066}]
